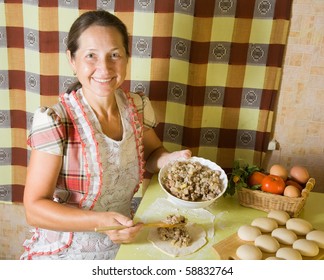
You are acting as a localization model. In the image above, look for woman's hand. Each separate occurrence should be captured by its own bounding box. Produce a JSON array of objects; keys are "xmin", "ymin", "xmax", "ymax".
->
[
  {"xmin": 165, "ymin": 149, "xmax": 192, "ymax": 162},
  {"xmin": 143, "ymin": 128, "xmax": 192, "ymax": 173},
  {"xmin": 101, "ymin": 212, "xmax": 143, "ymax": 244}
]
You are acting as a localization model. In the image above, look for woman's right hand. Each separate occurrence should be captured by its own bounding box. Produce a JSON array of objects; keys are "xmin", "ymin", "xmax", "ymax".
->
[{"xmin": 100, "ymin": 212, "xmax": 143, "ymax": 244}]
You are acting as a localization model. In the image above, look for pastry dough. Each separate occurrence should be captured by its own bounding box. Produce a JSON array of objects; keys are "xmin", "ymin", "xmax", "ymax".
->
[
  {"xmin": 267, "ymin": 210, "xmax": 290, "ymax": 226},
  {"xmin": 236, "ymin": 244, "xmax": 262, "ymax": 260},
  {"xmin": 271, "ymin": 228, "xmax": 298, "ymax": 245},
  {"xmin": 293, "ymin": 239, "xmax": 319, "ymax": 257},
  {"xmin": 306, "ymin": 230, "xmax": 324, "ymax": 249},
  {"xmin": 251, "ymin": 217, "xmax": 278, "ymax": 233},
  {"xmin": 286, "ymin": 218, "xmax": 313, "ymax": 235},
  {"xmin": 237, "ymin": 225, "xmax": 261, "ymax": 241},
  {"xmin": 276, "ymin": 247, "xmax": 302, "ymax": 260},
  {"xmin": 254, "ymin": 235, "xmax": 280, "ymax": 253},
  {"xmin": 147, "ymin": 224, "xmax": 207, "ymax": 257}
]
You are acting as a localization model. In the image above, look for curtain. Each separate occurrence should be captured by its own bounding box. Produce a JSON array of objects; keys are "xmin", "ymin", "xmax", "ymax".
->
[{"xmin": 0, "ymin": 0, "xmax": 292, "ymax": 203}]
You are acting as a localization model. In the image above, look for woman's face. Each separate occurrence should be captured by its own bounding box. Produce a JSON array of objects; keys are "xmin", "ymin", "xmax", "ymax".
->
[{"xmin": 68, "ymin": 25, "xmax": 128, "ymax": 98}]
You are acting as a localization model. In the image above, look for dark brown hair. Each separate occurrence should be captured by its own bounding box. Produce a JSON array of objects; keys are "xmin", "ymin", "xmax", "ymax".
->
[{"xmin": 66, "ymin": 10, "xmax": 129, "ymax": 93}]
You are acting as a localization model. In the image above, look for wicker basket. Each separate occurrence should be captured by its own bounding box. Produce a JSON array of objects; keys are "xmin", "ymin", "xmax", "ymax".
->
[{"xmin": 237, "ymin": 178, "xmax": 315, "ymax": 217}]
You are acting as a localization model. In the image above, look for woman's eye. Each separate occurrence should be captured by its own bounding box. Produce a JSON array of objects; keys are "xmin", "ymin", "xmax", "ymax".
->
[
  {"xmin": 112, "ymin": 53, "xmax": 120, "ymax": 58},
  {"xmin": 86, "ymin": 53, "xmax": 94, "ymax": 59}
]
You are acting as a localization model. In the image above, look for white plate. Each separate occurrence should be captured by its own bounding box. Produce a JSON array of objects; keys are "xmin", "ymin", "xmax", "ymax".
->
[{"xmin": 158, "ymin": 157, "xmax": 228, "ymax": 209}]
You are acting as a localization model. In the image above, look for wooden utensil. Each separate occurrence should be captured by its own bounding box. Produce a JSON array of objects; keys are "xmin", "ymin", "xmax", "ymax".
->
[{"xmin": 94, "ymin": 222, "xmax": 185, "ymax": 232}]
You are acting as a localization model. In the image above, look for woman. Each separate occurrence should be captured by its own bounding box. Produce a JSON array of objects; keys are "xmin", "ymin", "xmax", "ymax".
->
[{"xmin": 20, "ymin": 10, "xmax": 191, "ymax": 260}]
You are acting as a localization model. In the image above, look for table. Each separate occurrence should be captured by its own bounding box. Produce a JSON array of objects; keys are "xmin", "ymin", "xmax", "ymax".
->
[{"xmin": 115, "ymin": 175, "xmax": 324, "ymax": 260}]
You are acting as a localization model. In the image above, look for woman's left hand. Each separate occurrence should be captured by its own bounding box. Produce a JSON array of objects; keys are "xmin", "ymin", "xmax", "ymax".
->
[{"xmin": 166, "ymin": 149, "xmax": 192, "ymax": 162}]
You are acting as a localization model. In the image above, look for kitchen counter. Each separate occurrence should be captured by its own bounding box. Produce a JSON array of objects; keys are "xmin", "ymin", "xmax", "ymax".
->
[{"xmin": 115, "ymin": 175, "xmax": 324, "ymax": 260}]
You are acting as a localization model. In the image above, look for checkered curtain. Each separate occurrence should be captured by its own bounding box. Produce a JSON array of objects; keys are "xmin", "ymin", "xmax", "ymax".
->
[{"xmin": 0, "ymin": 0, "xmax": 292, "ymax": 203}]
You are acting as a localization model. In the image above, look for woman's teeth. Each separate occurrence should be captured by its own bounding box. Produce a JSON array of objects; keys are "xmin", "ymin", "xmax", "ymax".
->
[{"xmin": 93, "ymin": 78, "xmax": 111, "ymax": 83}]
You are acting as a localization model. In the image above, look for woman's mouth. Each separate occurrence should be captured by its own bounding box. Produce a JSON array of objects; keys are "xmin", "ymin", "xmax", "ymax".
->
[{"xmin": 93, "ymin": 77, "xmax": 114, "ymax": 83}]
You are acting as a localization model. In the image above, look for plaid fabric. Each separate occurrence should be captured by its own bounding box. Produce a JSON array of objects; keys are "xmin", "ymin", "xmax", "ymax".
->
[
  {"xmin": 0, "ymin": 0, "xmax": 292, "ymax": 203},
  {"xmin": 26, "ymin": 89, "xmax": 152, "ymax": 207}
]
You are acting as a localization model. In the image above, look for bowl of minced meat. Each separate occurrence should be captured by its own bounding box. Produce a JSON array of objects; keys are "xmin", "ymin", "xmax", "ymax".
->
[{"xmin": 158, "ymin": 157, "xmax": 228, "ymax": 209}]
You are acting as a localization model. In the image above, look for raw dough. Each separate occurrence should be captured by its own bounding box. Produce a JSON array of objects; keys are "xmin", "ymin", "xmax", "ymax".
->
[
  {"xmin": 265, "ymin": 256, "xmax": 283, "ymax": 260},
  {"xmin": 271, "ymin": 228, "xmax": 298, "ymax": 245},
  {"xmin": 267, "ymin": 210, "xmax": 290, "ymax": 226},
  {"xmin": 251, "ymin": 217, "xmax": 278, "ymax": 233},
  {"xmin": 276, "ymin": 247, "xmax": 302, "ymax": 260},
  {"xmin": 286, "ymin": 218, "xmax": 313, "ymax": 235},
  {"xmin": 147, "ymin": 223, "xmax": 207, "ymax": 257},
  {"xmin": 237, "ymin": 225, "xmax": 262, "ymax": 241},
  {"xmin": 293, "ymin": 239, "xmax": 319, "ymax": 257},
  {"xmin": 306, "ymin": 230, "xmax": 324, "ymax": 249},
  {"xmin": 236, "ymin": 244, "xmax": 262, "ymax": 260},
  {"xmin": 254, "ymin": 235, "xmax": 280, "ymax": 253}
]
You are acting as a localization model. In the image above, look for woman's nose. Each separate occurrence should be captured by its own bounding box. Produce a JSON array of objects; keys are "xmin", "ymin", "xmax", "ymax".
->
[{"xmin": 98, "ymin": 57, "xmax": 113, "ymax": 72}]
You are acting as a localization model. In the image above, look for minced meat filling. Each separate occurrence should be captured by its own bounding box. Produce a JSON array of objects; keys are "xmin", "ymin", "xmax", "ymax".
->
[
  {"xmin": 157, "ymin": 215, "xmax": 191, "ymax": 247},
  {"xmin": 161, "ymin": 161, "xmax": 223, "ymax": 201}
]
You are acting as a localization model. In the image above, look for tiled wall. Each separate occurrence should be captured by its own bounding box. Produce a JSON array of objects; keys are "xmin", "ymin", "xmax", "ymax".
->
[
  {"xmin": 264, "ymin": 0, "xmax": 324, "ymax": 193},
  {"xmin": 1, "ymin": 0, "xmax": 324, "ymax": 260}
]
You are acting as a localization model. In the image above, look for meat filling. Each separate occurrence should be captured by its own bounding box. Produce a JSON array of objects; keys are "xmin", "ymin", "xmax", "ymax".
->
[
  {"xmin": 161, "ymin": 161, "xmax": 223, "ymax": 201},
  {"xmin": 157, "ymin": 215, "xmax": 191, "ymax": 247}
]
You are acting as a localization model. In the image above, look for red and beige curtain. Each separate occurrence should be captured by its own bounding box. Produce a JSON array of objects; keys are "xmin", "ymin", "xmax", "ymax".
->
[{"xmin": 0, "ymin": 0, "xmax": 292, "ymax": 203}]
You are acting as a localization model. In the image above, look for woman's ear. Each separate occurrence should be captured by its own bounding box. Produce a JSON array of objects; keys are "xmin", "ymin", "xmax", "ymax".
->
[{"xmin": 66, "ymin": 50, "xmax": 76, "ymax": 75}]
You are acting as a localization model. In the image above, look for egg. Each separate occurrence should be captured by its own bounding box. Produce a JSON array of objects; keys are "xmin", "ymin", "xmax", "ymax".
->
[
  {"xmin": 285, "ymin": 179, "xmax": 303, "ymax": 191},
  {"xmin": 289, "ymin": 166, "xmax": 310, "ymax": 184},
  {"xmin": 283, "ymin": 185, "xmax": 301, "ymax": 198},
  {"xmin": 270, "ymin": 164, "xmax": 288, "ymax": 181}
]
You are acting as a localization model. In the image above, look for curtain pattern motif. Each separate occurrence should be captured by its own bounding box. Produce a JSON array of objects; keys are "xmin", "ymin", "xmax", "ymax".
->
[{"xmin": 0, "ymin": 0, "xmax": 292, "ymax": 202}]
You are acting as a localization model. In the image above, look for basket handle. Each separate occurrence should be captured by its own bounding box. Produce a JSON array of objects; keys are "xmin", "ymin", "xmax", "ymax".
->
[{"xmin": 301, "ymin": 178, "xmax": 315, "ymax": 198}]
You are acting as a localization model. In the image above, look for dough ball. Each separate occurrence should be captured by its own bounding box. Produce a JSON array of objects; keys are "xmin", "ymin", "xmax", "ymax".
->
[
  {"xmin": 276, "ymin": 247, "xmax": 302, "ymax": 260},
  {"xmin": 254, "ymin": 235, "xmax": 280, "ymax": 253},
  {"xmin": 267, "ymin": 210, "xmax": 290, "ymax": 226},
  {"xmin": 292, "ymin": 239, "xmax": 319, "ymax": 257},
  {"xmin": 286, "ymin": 218, "xmax": 313, "ymax": 235},
  {"xmin": 237, "ymin": 225, "xmax": 262, "ymax": 241},
  {"xmin": 236, "ymin": 244, "xmax": 262, "ymax": 260},
  {"xmin": 265, "ymin": 256, "xmax": 283, "ymax": 260},
  {"xmin": 306, "ymin": 230, "xmax": 324, "ymax": 249},
  {"xmin": 251, "ymin": 217, "xmax": 278, "ymax": 233},
  {"xmin": 271, "ymin": 228, "xmax": 298, "ymax": 245}
]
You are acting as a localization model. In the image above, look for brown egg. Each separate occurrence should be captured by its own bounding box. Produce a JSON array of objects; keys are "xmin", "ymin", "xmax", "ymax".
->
[
  {"xmin": 284, "ymin": 185, "xmax": 301, "ymax": 198},
  {"xmin": 289, "ymin": 166, "xmax": 310, "ymax": 184},
  {"xmin": 285, "ymin": 179, "xmax": 303, "ymax": 191},
  {"xmin": 270, "ymin": 164, "xmax": 288, "ymax": 181}
]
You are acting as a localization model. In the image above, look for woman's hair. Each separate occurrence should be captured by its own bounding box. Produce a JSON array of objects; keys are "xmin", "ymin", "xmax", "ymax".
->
[{"xmin": 66, "ymin": 10, "xmax": 129, "ymax": 93}]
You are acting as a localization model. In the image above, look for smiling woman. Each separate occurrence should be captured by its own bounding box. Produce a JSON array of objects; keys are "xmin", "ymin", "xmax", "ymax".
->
[{"xmin": 19, "ymin": 10, "xmax": 191, "ymax": 260}]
